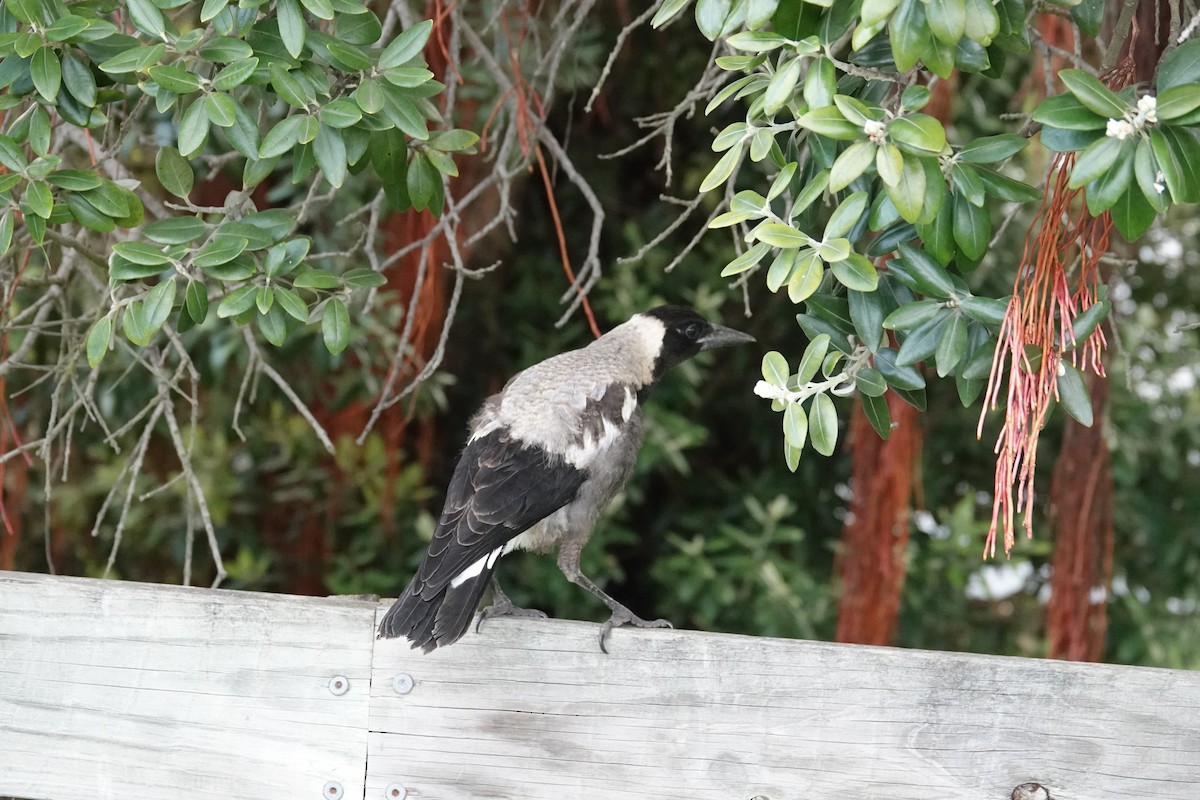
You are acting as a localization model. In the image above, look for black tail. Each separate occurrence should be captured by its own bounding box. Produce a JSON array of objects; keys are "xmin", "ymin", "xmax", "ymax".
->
[{"xmin": 378, "ymin": 567, "xmax": 495, "ymax": 652}]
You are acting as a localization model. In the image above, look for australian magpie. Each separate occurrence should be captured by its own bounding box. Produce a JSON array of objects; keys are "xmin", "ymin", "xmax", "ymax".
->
[{"xmin": 377, "ymin": 305, "xmax": 754, "ymax": 653}]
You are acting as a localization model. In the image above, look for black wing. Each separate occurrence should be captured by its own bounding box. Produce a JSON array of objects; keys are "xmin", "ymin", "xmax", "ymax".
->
[{"xmin": 378, "ymin": 428, "xmax": 585, "ymax": 650}]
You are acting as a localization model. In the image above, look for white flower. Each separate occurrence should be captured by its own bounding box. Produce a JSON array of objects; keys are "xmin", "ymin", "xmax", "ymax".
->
[
  {"xmin": 1137, "ymin": 94, "xmax": 1158, "ymax": 124},
  {"xmin": 863, "ymin": 119, "xmax": 887, "ymax": 144},
  {"xmin": 1106, "ymin": 118, "xmax": 1135, "ymax": 140}
]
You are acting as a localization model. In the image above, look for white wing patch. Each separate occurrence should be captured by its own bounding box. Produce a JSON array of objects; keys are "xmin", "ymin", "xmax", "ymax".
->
[
  {"xmin": 449, "ymin": 546, "xmax": 503, "ymax": 588},
  {"xmin": 565, "ymin": 417, "xmax": 621, "ymax": 469},
  {"xmin": 621, "ymin": 386, "xmax": 637, "ymax": 421}
]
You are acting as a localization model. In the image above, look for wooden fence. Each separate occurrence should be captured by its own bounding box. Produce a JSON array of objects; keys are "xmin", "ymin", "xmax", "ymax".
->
[{"xmin": 1, "ymin": 570, "xmax": 1198, "ymax": 800}]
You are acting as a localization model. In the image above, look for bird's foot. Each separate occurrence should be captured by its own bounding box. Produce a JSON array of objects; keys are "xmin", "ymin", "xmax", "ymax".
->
[
  {"xmin": 475, "ymin": 594, "xmax": 547, "ymax": 633},
  {"xmin": 597, "ymin": 607, "xmax": 672, "ymax": 654}
]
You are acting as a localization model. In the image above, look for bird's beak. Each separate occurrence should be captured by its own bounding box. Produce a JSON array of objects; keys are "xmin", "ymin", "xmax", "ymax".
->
[{"xmin": 699, "ymin": 323, "xmax": 756, "ymax": 351}]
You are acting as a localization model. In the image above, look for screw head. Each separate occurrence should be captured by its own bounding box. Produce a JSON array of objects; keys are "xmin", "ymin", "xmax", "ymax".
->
[
  {"xmin": 322, "ymin": 780, "xmax": 344, "ymax": 800},
  {"xmin": 328, "ymin": 675, "xmax": 350, "ymax": 696},
  {"xmin": 392, "ymin": 673, "xmax": 414, "ymax": 694},
  {"xmin": 384, "ymin": 784, "xmax": 407, "ymax": 799}
]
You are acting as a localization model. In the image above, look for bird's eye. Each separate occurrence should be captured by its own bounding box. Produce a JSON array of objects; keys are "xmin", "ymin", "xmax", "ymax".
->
[{"xmin": 683, "ymin": 323, "xmax": 702, "ymax": 340}]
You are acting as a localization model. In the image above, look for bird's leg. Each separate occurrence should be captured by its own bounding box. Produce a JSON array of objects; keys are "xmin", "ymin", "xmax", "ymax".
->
[
  {"xmin": 475, "ymin": 578, "xmax": 547, "ymax": 633},
  {"xmin": 556, "ymin": 543, "xmax": 671, "ymax": 654}
]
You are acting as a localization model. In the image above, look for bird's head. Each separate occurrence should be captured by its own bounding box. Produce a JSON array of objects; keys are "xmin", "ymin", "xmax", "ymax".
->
[{"xmin": 639, "ymin": 305, "xmax": 756, "ymax": 379}]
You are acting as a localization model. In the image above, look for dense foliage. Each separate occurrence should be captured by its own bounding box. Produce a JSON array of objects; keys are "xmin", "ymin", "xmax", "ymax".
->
[{"xmin": 1, "ymin": 1, "xmax": 1197, "ymax": 668}]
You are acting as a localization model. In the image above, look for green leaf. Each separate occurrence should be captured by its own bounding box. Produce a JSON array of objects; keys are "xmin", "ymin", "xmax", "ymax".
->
[
  {"xmin": 322, "ymin": 297, "xmax": 351, "ymax": 354},
  {"xmin": 177, "ymin": 100, "xmax": 209, "ymax": 158},
  {"xmin": 257, "ymin": 302, "xmax": 289, "ymax": 346},
  {"xmin": 148, "ymin": 65, "xmax": 200, "ymax": 94},
  {"xmin": 1108, "ymin": 184, "xmax": 1157, "ymax": 242},
  {"xmin": 380, "ymin": 19, "xmax": 432, "ymax": 69},
  {"xmin": 1068, "ymin": 135, "xmax": 1123, "ymax": 189},
  {"xmin": 700, "ymin": 145, "xmax": 741, "ymax": 193},
  {"xmin": 860, "ymin": 391, "xmax": 892, "ymax": 439},
  {"xmin": 320, "ymin": 98, "xmax": 364, "ymax": 129},
  {"xmin": 976, "ymin": 167, "xmax": 1042, "ymax": 202},
  {"xmin": 783, "ymin": 402, "xmax": 808, "ymax": 448},
  {"xmin": 31, "ymin": 46, "xmax": 61, "ymax": 103},
  {"xmin": 855, "ymin": 367, "xmax": 888, "ymax": 397},
  {"xmin": 343, "ymin": 268, "xmax": 387, "ymax": 288},
  {"xmin": 826, "ymin": 192, "xmax": 868, "ymax": 239},
  {"xmin": 884, "ymin": 300, "xmax": 941, "ymax": 331},
  {"xmin": 194, "ymin": 235, "xmax": 249, "ymax": 268},
  {"xmin": 199, "ymin": 37, "xmax": 253, "ymax": 62},
  {"xmin": 1158, "ymin": 125, "xmax": 1200, "ymax": 203},
  {"xmin": 1085, "ymin": 137, "xmax": 1136, "ymax": 215},
  {"xmin": 960, "ymin": 295, "xmax": 1008, "ymax": 327},
  {"xmin": 896, "ymin": 242, "xmax": 955, "ymax": 299},
  {"xmin": 1056, "ymin": 362, "xmax": 1093, "ymax": 426},
  {"xmin": 727, "ymin": 30, "xmax": 787, "ymax": 52},
  {"xmin": 796, "ymin": 313, "xmax": 853, "ymax": 355},
  {"xmin": 274, "ymin": 286, "xmax": 309, "ymax": 321},
  {"xmin": 217, "ymin": 284, "xmax": 258, "ymax": 318},
  {"xmin": 848, "ymin": 287, "xmax": 886, "ymax": 351},
  {"xmin": 831, "ymin": 252, "xmax": 878, "ymax": 291},
  {"xmin": 787, "ymin": 251, "xmax": 823, "ymax": 303},
  {"xmin": 313, "ymin": 124, "xmax": 348, "ymax": 188},
  {"xmin": 927, "ymin": 0, "xmax": 966, "ymax": 45},
  {"xmin": 885, "ymin": 155, "xmax": 925, "ymax": 222},
  {"xmin": 784, "ymin": 440, "xmax": 802, "ymax": 473},
  {"xmin": 155, "ymin": 147, "xmax": 193, "ymax": 198},
  {"xmin": 112, "ymin": 241, "xmax": 171, "ymax": 266},
  {"xmin": 763, "ymin": 56, "xmax": 802, "ymax": 115},
  {"xmin": 141, "ymin": 278, "xmax": 177, "ymax": 341},
  {"xmin": 952, "ymin": 192, "xmax": 990, "ymax": 260},
  {"xmin": 126, "ymin": 0, "xmax": 166, "ymax": 39},
  {"xmin": 300, "ymin": 0, "xmax": 335, "ymax": 20},
  {"xmin": 22, "ymin": 181, "xmax": 53, "ymax": 219},
  {"xmin": 888, "ymin": 114, "xmax": 947, "ymax": 156},
  {"xmin": 829, "ymin": 142, "xmax": 876, "ymax": 192},
  {"xmin": 722, "ymin": 242, "xmax": 772, "ymax": 277},
  {"xmin": 1133, "ymin": 138, "xmax": 1169, "ymax": 212},
  {"xmin": 934, "ymin": 312, "xmax": 968, "ymax": 377},
  {"xmin": 144, "ymin": 216, "xmax": 207, "ymax": 245},
  {"xmin": 873, "ymin": 347, "xmax": 926, "ymax": 391},
  {"xmin": 875, "ymin": 143, "xmax": 903, "ymax": 187},
  {"xmin": 804, "ymin": 56, "xmax": 836, "ymax": 108},
  {"xmin": 757, "ymin": 222, "xmax": 810, "ymax": 248},
  {"xmin": 86, "ymin": 316, "xmax": 112, "ymax": 368},
  {"xmin": 890, "ymin": 0, "xmax": 925, "ymax": 72},
  {"xmin": 1031, "ymin": 94, "xmax": 1108, "ymax": 130},
  {"xmin": 796, "ymin": 334, "xmax": 830, "ymax": 384},
  {"xmin": 277, "ymin": 0, "xmax": 307, "ymax": 58},
  {"xmin": 896, "ymin": 312, "xmax": 949, "ymax": 366},
  {"xmin": 1152, "ymin": 84, "xmax": 1200, "ymax": 121},
  {"xmin": 1059, "ymin": 69, "xmax": 1129, "ymax": 118},
  {"xmin": 950, "ymin": 163, "xmax": 986, "ymax": 207},
  {"xmin": 293, "ymin": 268, "xmax": 340, "ymax": 289},
  {"xmin": 762, "ymin": 350, "xmax": 790, "ymax": 387},
  {"xmin": 99, "ymin": 43, "xmax": 166, "ymax": 74},
  {"xmin": 1157, "ymin": 40, "xmax": 1200, "ymax": 91},
  {"xmin": 60, "ymin": 53, "xmax": 96, "ymax": 107},
  {"xmin": 204, "ymin": 92, "xmax": 239, "ymax": 128},
  {"xmin": 957, "ymin": 133, "xmax": 1028, "ymax": 164},
  {"xmin": 212, "ymin": 57, "xmax": 258, "ymax": 91},
  {"xmin": 797, "ymin": 107, "xmax": 862, "ymax": 140},
  {"xmin": 200, "ymin": 0, "xmax": 229, "ymax": 23},
  {"xmin": 185, "ymin": 280, "xmax": 209, "ymax": 324},
  {"xmin": 809, "ymin": 392, "xmax": 838, "ymax": 456},
  {"xmin": 269, "ymin": 63, "xmax": 312, "ymax": 108},
  {"xmin": 65, "ymin": 193, "xmax": 115, "ymax": 233},
  {"xmin": 651, "ymin": 0, "xmax": 692, "ymax": 28}
]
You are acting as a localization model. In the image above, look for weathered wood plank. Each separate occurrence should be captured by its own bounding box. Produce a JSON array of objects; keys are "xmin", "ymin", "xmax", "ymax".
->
[
  {"xmin": 369, "ymin": 611, "xmax": 1200, "ymax": 800},
  {"xmin": 0, "ymin": 571, "xmax": 375, "ymax": 800}
]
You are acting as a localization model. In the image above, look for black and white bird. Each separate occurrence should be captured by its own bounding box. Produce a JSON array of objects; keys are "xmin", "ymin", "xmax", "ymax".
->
[{"xmin": 377, "ymin": 305, "xmax": 754, "ymax": 653}]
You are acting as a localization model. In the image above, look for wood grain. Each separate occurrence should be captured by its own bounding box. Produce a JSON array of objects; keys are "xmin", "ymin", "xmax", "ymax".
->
[
  {"xmin": 0, "ymin": 571, "xmax": 375, "ymax": 800},
  {"xmin": 370, "ymin": 611, "xmax": 1200, "ymax": 800},
  {"xmin": 3, "ymin": 571, "xmax": 1199, "ymax": 800}
]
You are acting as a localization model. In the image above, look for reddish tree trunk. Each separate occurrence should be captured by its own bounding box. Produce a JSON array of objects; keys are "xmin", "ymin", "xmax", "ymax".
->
[
  {"xmin": 836, "ymin": 394, "xmax": 921, "ymax": 645},
  {"xmin": 1046, "ymin": 373, "xmax": 1113, "ymax": 661}
]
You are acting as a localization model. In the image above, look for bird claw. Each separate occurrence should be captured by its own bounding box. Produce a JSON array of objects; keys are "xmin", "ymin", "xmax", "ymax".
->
[
  {"xmin": 475, "ymin": 596, "xmax": 547, "ymax": 633},
  {"xmin": 597, "ymin": 609, "xmax": 672, "ymax": 654}
]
